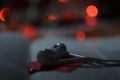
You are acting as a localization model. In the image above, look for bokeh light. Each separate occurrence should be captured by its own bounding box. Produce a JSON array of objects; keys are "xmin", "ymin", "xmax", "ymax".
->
[
  {"xmin": 58, "ymin": 0, "xmax": 68, "ymax": 3},
  {"xmin": 0, "ymin": 7, "xmax": 11, "ymax": 22},
  {"xmin": 85, "ymin": 16, "xmax": 97, "ymax": 27},
  {"xmin": 48, "ymin": 14, "xmax": 57, "ymax": 21},
  {"xmin": 76, "ymin": 31, "xmax": 86, "ymax": 41},
  {"xmin": 20, "ymin": 25, "xmax": 38, "ymax": 39},
  {"xmin": 86, "ymin": 5, "xmax": 98, "ymax": 17}
]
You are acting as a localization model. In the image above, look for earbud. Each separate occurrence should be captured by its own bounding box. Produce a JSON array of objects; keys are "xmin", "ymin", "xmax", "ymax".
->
[
  {"xmin": 37, "ymin": 43, "xmax": 85, "ymax": 66},
  {"xmin": 51, "ymin": 43, "xmax": 70, "ymax": 58},
  {"xmin": 37, "ymin": 49, "xmax": 57, "ymax": 65}
]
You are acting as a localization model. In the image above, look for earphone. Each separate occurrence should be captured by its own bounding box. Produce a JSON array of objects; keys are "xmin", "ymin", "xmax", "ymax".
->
[
  {"xmin": 37, "ymin": 43, "xmax": 85, "ymax": 66},
  {"xmin": 27, "ymin": 42, "xmax": 120, "ymax": 75},
  {"xmin": 29, "ymin": 42, "xmax": 120, "ymax": 75}
]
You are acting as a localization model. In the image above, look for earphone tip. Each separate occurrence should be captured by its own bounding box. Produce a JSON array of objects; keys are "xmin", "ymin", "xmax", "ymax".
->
[{"xmin": 52, "ymin": 43, "xmax": 66, "ymax": 51}]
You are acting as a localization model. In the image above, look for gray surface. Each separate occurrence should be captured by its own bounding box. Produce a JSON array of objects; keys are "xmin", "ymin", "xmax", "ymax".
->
[
  {"xmin": 0, "ymin": 32, "xmax": 30, "ymax": 80},
  {"xmin": 30, "ymin": 37, "xmax": 120, "ymax": 80}
]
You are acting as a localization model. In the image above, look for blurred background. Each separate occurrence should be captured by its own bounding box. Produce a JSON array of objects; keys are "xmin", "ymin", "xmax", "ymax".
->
[{"xmin": 0, "ymin": 0, "xmax": 120, "ymax": 41}]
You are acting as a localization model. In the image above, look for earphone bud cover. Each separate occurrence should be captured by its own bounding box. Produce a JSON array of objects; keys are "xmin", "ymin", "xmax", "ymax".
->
[{"xmin": 37, "ymin": 49, "xmax": 57, "ymax": 65}]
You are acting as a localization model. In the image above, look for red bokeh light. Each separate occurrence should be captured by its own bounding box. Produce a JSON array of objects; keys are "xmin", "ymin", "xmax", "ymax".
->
[
  {"xmin": 86, "ymin": 5, "xmax": 98, "ymax": 17},
  {"xmin": 0, "ymin": 7, "xmax": 11, "ymax": 22},
  {"xmin": 85, "ymin": 16, "xmax": 97, "ymax": 27},
  {"xmin": 20, "ymin": 25, "xmax": 37, "ymax": 39},
  {"xmin": 48, "ymin": 14, "xmax": 57, "ymax": 21},
  {"xmin": 76, "ymin": 31, "xmax": 86, "ymax": 41},
  {"xmin": 58, "ymin": 0, "xmax": 68, "ymax": 3}
]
